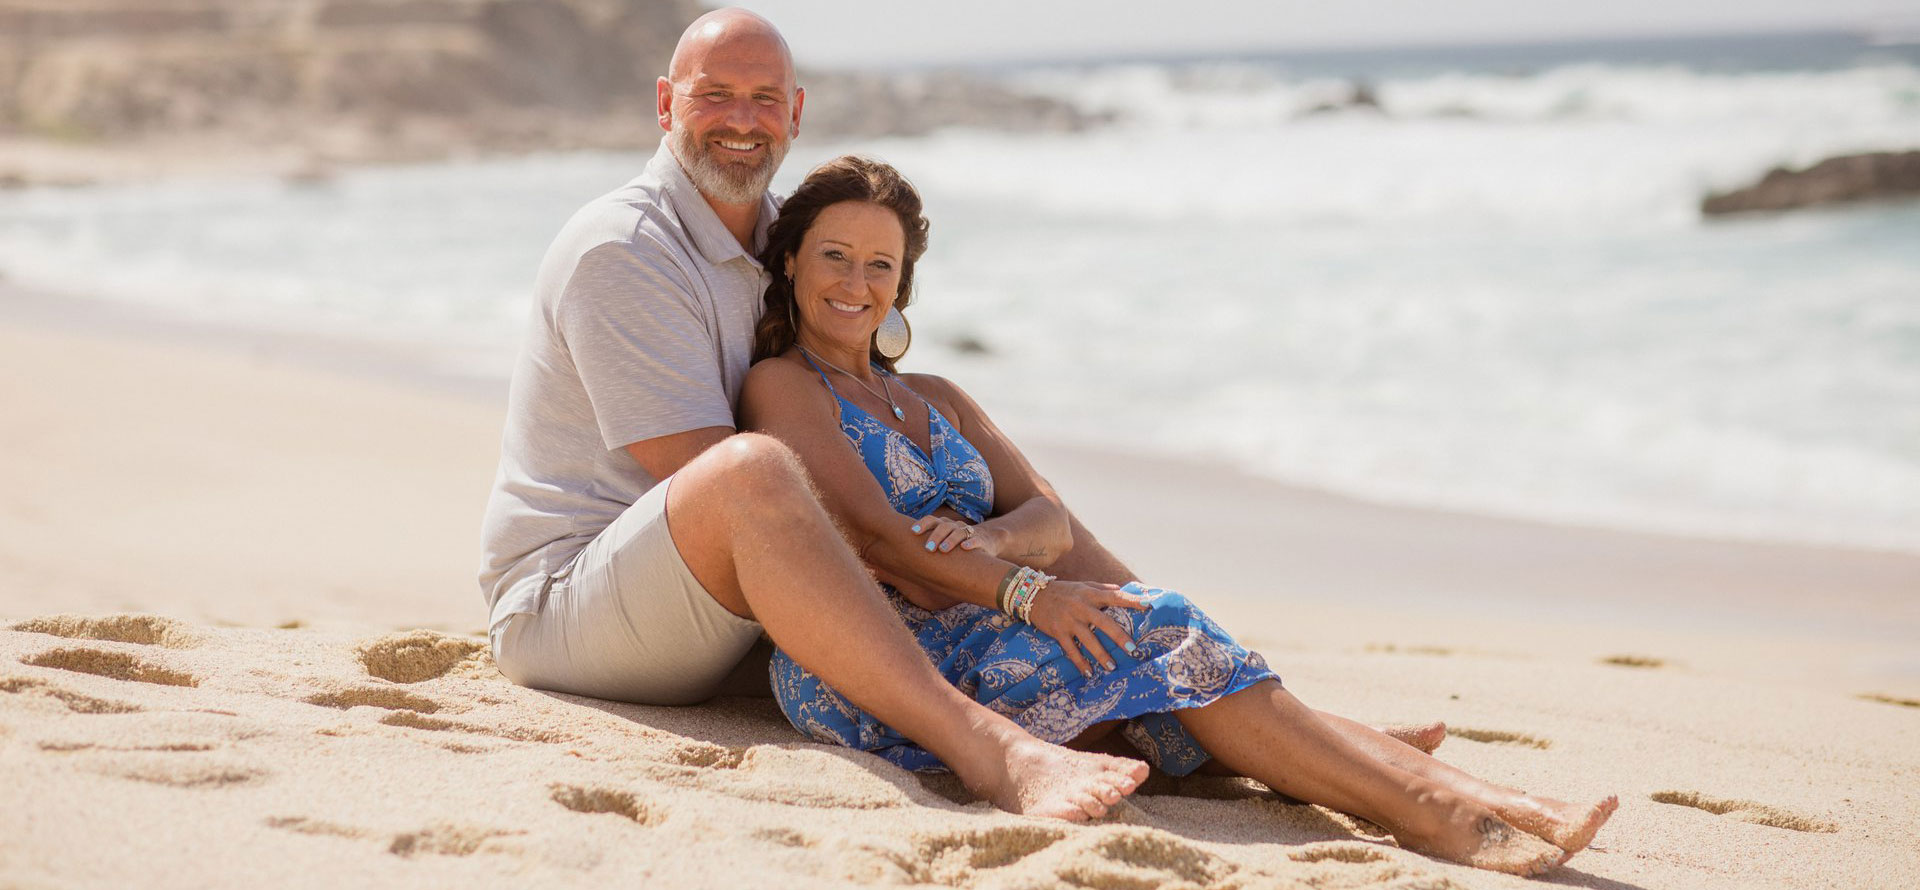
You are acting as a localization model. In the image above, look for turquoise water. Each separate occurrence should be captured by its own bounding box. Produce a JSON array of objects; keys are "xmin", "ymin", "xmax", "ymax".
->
[{"xmin": 2, "ymin": 34, "xmax": 1917, "ymax": 552}]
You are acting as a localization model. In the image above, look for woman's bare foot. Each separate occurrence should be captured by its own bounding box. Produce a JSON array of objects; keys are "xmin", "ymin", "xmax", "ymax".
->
[
  {"xmin": 1381, "ymin": 721, "xmax": 1447, "ymax": 754},
  {"xmin": 1497, "ymin": 793, "xmax": 1620, "ymax": 853},
  {"xmin": 1394, "ymin": 788, "xmax": 1566, "ymax": 876},
  {"xmin": 961, "ymin": 734, "xmax": 1149, "ymax": 822}
]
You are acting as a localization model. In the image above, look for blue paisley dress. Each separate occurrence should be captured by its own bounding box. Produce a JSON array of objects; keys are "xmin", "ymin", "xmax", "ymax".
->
[{"xmin": 770, "ymin": 360, "xmax": 1279, "ymax": 776}]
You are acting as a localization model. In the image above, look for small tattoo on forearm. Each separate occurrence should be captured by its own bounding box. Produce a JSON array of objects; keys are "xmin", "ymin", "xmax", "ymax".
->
[{"xmin": 1018, "ymin": 548, "xmax": 1048, "ymax": 559}]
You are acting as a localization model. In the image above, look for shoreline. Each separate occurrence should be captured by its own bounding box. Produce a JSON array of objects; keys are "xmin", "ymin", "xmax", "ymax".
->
[{"xmin": 4, "ymin": 281, "xmax": 1915, "ymax": 697}]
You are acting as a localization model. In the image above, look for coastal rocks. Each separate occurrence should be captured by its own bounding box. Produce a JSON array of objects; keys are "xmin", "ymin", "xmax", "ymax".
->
[
  {"xmin": 1701, "ymin": 150, "xmax": 1920, "ymax": 215},
  {"xmin": 0, "ymin": 0, "xmax": 1110, "ymax": 184}
]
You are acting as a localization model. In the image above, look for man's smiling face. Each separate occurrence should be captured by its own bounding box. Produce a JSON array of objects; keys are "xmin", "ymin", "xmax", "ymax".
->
[{"xmin": 659, "ymin": 18, "xmax": 803, "ymax": 206}]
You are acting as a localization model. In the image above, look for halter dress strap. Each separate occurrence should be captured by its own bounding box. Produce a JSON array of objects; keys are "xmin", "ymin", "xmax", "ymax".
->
[{"xmin": 796, "ymin": 352, "xmax": 843, "ymax": 399}]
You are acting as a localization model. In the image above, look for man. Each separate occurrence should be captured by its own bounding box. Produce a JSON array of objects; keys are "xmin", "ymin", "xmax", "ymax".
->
[{"xmin": 477, "ymin": 8, "xmax": 1146, "ymax": 821}]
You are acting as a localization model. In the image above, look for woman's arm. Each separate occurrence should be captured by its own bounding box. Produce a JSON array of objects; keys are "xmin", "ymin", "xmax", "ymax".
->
[
  {"xmin": 902, "ymin": 374, "xmax": 1072, "ymax": 568},
  {"xmin": 739, "ymin": 358, "xmax": 1143, "ymax": 676}
]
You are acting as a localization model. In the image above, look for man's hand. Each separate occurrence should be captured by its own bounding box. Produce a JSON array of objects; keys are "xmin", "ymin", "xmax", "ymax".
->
[{"xmin": 1026, "ymin": 581, "xmax": 1149, "ymax": 679}]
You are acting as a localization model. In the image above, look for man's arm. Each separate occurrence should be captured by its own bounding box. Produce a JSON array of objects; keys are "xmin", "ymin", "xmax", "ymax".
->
[{"xmin": 625, "ymin": 427, "xmax": 734, "ymax": 481}]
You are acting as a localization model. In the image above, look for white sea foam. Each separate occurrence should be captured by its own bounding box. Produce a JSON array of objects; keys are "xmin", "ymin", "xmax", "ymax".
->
[{"xmin": 3, "ymin": 57, "xmax": 1918, "ymax": 552}]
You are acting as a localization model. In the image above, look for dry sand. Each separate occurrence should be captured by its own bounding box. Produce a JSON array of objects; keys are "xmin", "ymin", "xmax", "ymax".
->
[{"xmin": 2, "ymin": 293, "xmax": 1917, "ymax": 889}]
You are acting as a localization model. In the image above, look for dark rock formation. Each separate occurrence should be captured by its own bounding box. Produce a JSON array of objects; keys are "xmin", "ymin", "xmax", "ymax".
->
[
  {"xmin": 1301, "ymin": 79, "xmax": 1383, "ymax": 117},
  {"xmin": 1702, "ymin": 150, "xmax": 1920, "ymax": 216}
]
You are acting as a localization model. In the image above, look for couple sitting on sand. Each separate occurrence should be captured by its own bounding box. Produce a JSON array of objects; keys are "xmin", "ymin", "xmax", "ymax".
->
[{"xmin": 477, "ymin": 8, "xmax": 1614, "ymax": 877}]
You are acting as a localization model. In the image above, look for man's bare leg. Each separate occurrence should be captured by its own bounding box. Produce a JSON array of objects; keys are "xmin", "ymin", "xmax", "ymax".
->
[
  {"xmin": 666, "ymin": 434, "xmax": 1147, "ymax": 820},
  {"xmin": 1175, "ymin": 680, "xmax": 1568, "ymax": 876}
]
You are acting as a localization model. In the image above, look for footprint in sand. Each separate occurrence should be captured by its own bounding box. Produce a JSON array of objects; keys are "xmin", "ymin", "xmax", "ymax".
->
[
  {"xmin": 906, "ymin": 825, "xmax": 1069, "ymax": 884},
  {"xmin": 1601, "ymin": 655, "xmax": 1667, "ymax": 669},
  {"xmin": 1651, "ymin": 790, "xmax": 1839, "ymax": 833},
  {"xmin": 1051, "ymin": 828, "xmax": 1235, "ymax": 889},
  {"xmin": 550, "ymin": 784, "xmax": 664, "ymax": 826},
  {"xmin": 376, "ymin": 710, "xmax": 578, "ymax": 744},
  {"xmin": 265, "ymin": 816, "xmax": 371, "ymax": 840},
  {"xmin": 1856, "ymin": 693, "xmax": 1920, "ymax": 709},
  {"xmin": 9, "ymin": 614, "xmax": 202, "ymax": 649},
  {"xmin": 1289, "ymin": 843, "xmax": 1391, "ymax": 864},
  {"xmin": 754, "ymin": 827, "xmax": 814, "ymax": 847},
  {"xmin": 665, "ymin": 742, "xmax": 747, "ymax": 770},
  {"xmin": 303, "ymin": 685, "xmax": 446, "ymax": 714},
  {"xmin": 0, "ymin": 676, "xmax": 144, "ymax": 714},
  {"xmin": 387, "ymin": 823, "xmax": 526, "ymax": 858},
  {"xmin": 21, "ymin": 648, "xmax": 197, "ymax": 687},
  {"xmin": 1445, "ymin": 727, "xmax": 1551, "ymax": 750},
  {"xmin": 268, "ymin": 816, "xmax": 524, "ymax": 858},
  {"xmin": 355, "ymin": 631, "xmax": 492, "ymax": 684},
  {"xmin": 88, "ymin": 754, "xmax": 269, "ymax": 789}
]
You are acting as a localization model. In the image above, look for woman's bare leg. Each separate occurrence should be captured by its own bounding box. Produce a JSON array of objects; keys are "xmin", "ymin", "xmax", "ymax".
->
[
  {"xmin": 1174, "ymin": 680, "xmax": 1566, "ymax": 876},
  {"xmin": 1310, "ymin": 711, "xmax": 1616, "ymax": 853},
  {"xmin": 669, "ymin": 435, "xmax": 1147, "ymax": 820}
]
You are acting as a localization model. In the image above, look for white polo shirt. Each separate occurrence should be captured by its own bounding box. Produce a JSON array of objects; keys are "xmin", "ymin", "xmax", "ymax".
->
[{"xmin": 478, "ymin": 142, "xmax": 777, "ymax": 630}]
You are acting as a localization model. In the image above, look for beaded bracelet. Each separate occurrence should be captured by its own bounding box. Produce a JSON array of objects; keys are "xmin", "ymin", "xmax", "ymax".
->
[
  {"xmin": 998, "ymin": 567, "xmax": 1029, "ymax": 613},
  {"xmin": 1000, "ymin": 566, "xmax": 1054, "ymax": 624}
]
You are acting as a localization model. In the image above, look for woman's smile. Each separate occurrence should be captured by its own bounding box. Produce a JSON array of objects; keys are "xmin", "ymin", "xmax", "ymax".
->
[{"xmin": 788, "ymin": 200, "xmax": 907, "ymax": 359}]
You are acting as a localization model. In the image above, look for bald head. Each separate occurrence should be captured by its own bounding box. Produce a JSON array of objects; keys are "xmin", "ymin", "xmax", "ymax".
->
[
  {"xmin": 656, "ymin": 8, "xmax": 804, "ymax": 209},
  {"xmin": 668, "ymin": 8, "xmax": 794, "ymax": 85}
]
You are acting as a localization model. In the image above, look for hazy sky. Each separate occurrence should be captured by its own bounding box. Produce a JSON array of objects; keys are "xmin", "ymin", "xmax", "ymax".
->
[{"xmin": 730, "ymin": 0, "xmax": 1920, "ymax": 67}]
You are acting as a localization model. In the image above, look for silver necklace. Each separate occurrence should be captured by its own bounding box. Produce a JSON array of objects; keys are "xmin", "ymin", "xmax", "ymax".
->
[{"xmin": 797, "ymin": 345, "xmax": 906, "ymax": 421}]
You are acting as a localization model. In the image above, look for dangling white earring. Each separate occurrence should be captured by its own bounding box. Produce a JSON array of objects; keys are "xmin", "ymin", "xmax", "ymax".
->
[{"xmin": 874, "ymin": 306, "xmax": 911, "ymax": 359}]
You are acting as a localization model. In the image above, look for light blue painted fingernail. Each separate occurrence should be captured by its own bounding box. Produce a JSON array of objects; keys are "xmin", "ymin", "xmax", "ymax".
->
[
  {"xmin": 925, "ymin": 541, "xmax": 936, "ymax": 551},
  {"xmin": 912, "ymin": 524, "xmax": 921, "ymax": 532}
]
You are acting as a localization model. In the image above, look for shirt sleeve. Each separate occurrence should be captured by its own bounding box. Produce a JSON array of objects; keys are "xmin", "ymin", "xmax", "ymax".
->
[{"xmin": 555, "ymin": 240, "xmax": 737, "ymax": 451}]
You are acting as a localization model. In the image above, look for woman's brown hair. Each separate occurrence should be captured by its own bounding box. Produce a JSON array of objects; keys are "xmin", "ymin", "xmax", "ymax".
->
[{"xmin": 752, "ymin": 155, "xmax": 930, "ymax": 372}]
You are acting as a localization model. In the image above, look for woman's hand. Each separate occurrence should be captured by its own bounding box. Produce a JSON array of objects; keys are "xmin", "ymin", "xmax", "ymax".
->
[
  {"xmin": 1025, "ymin": 581, "xmax": 1149, "ymax": 678},
  {"xmin": 910, "ymin": 515, "xmax": 1002, "ymax": 557}
]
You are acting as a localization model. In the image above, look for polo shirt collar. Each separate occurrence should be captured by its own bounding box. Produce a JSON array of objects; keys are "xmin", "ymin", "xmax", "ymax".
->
[{"xmin": 648, "ymin": 141, "xmax": 778, "ymax": 269}]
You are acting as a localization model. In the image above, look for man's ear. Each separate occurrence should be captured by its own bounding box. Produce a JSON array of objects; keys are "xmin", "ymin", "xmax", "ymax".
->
[
  {"xmin": 789, "ymin": 85, "xmax": 805, "ymax": 139},
  {"xmin": 656, "ymin": 76, "xmax": 674, "ymax": 133}
]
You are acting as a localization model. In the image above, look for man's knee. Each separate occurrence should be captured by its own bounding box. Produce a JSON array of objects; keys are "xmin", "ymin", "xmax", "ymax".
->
[{"xmin": 682, "ymin": 433, "xmax": 819, "ymax": 515}]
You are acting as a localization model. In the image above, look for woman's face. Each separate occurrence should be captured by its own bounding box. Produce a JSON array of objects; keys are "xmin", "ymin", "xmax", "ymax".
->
[{"xmin": 788, "ymin": 200, "xmax": 905, "ymax": 354}]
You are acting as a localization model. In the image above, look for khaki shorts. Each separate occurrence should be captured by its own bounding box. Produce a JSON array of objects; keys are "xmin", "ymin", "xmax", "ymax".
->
[{"xmin": 490, "ymin": 474, "xmax": 763, "ymax": 705}]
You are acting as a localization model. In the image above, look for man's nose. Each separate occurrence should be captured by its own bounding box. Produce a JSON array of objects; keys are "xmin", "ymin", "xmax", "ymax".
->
[{"xmin": 724, "ymin": 98, "xmax": 758, "ymax": 131}]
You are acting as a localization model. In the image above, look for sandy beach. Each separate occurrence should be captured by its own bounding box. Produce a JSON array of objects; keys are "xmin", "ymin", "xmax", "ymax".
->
[{"xmin": 2, "ymin": 287, "xmax": 1917, "ymax": 889}]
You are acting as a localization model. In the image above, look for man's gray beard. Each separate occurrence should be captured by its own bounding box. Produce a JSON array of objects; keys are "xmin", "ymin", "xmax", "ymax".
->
[{"xmin": 671, "ymin": 123, "xmax": 785, "ymax": 205}]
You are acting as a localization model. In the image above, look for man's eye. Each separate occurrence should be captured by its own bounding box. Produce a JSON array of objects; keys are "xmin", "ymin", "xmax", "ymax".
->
[{"xmin": 754, "ymin": 94, "xmax": 778, "ymax": 105}]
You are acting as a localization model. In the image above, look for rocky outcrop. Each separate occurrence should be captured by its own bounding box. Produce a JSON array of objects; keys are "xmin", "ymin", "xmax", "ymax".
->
[
  {"xmin": 0, "ymin": 0, "xmax": 694, "ymax": 143},
  {"xmin": 1702, "ymin": 151, "xmax": 1920, "ymax": 216},
  {"xmin": 0, "ymin": 0, "xmax": 1105, "ymax": 180}
]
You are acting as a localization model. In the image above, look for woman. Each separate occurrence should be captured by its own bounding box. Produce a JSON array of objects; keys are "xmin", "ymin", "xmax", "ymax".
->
[{"xmin": 737, "ymin": 156, "xmax": 1615, "ymax": 877}]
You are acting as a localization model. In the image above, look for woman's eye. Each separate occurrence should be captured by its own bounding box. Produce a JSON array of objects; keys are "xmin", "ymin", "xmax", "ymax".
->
[
  {"xmin": 871, "ymin": 261, "xmax": 893, "ymax": 272},
  {"xmin": 824, "ymin": 250, "xmax": 845, "ymax": 261}
]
